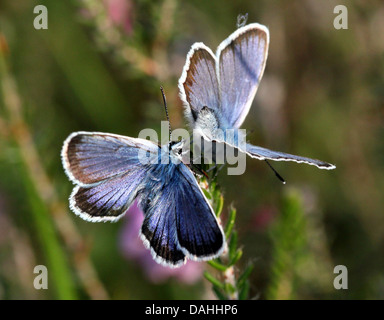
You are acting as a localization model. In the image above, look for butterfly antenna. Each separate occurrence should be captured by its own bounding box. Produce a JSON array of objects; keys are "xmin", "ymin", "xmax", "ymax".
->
[
  {"xmin": 265, "ymin": 160, "xmax": 286, "ymax": 184},
  {"xmin": 160, "ymin": 86, "xmax": 172, "ymax": 140}
]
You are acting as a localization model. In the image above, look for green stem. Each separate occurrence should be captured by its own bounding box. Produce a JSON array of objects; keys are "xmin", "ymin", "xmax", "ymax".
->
[
  {"xmin": 0, "ymin": 48, "xmax": 77, "ymax": 299},
  {"xmin": 203, "ymin": 178, "xmax": 253, "ymax": 300}
]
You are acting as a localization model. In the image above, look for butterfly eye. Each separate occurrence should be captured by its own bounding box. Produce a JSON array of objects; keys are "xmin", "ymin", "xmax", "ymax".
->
[{"xmin": 201, "ymin": 106, "xmax": 210, "ymax": 114}]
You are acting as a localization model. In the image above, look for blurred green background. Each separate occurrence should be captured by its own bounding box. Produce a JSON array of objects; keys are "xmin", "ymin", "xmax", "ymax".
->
[{"xmin": 0, "ymin": 0, "xmax": 383, "ymax": 300}]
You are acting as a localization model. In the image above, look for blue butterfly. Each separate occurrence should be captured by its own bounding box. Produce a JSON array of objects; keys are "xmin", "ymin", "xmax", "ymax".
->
[
  {"xmin": 179, "ymin": 23, "xmax": 336, "ymax": 170},
  {"xmin": 62, "ymin": 132, "xmax": 225, "ymax": 267}
]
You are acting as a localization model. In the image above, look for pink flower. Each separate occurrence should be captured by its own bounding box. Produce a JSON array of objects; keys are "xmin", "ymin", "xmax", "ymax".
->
[
  {"xmin": 250, "ymin": 205, "xmax": 277, "ymax": 231},
  {"xmin": 119, "ymin": 201, "xmax": 204, "ymax": 284},
  {"xmin": 103, "ymin": 0, "xmax": 134, "ymax": 35}
]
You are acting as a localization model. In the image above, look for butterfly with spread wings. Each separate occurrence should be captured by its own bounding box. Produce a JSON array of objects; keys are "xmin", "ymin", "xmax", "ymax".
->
[{"xmin": 62, "ymin": 132, "xmax": 225, "ymax": 267}]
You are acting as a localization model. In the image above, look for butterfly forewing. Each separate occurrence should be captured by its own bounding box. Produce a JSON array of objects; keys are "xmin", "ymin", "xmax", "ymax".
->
[
  {"xmin": 62, "ymin": 132, "xmax": 158, "ymax": 186},
  {"xmin": 63, "ymin": 132, "xmax": 160, "ymax": 222},
  {"xmin": 217, "ymin": 23, "xmax": 269, "ymax": 129},
  {"xmin": 179, "ymin": 44, "xmax": 220, "ymax": 127}
]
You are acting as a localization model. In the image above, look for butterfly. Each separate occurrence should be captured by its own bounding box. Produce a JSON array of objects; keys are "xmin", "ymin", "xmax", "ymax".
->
[
  {"xmin": 178, "ymin": 23, "xmax": 336, "ymax": 170},
  {"xmin": 61, "ymin": 131, "xmax": 225, "ymax": 267}
]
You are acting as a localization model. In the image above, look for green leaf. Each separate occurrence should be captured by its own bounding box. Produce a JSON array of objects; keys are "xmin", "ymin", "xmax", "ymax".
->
[
  {"xmin": 237, "ymin": 264, "xmax": 254, "ymax": 290},
  {"xmin": 238, "ymin": 280, "xmax": 250, "ymax": 300},
  {"xmin": 225, "ymin": 207, "xmax": 236, "ymax": 238},
  {"xmin": 229, "ymin": 249, "xmax": 243, "ymax": 266},
  {"xmin": 224, "ymin": 282, "xmax": 236, "ymax": 294},
  {"xmin": 213, "ymin": 286, "xmax": 227, "ymax": 300},
  {"xmin": 207, "ymin": 260, "xmax": 228, "ymax": 271},
  {"xmin": 229, "ymin": 231, "xmax": 238, "ymax": 260},
  {"xmin": 215, "ymin": 194, "xmax": 224, "ymax": 217},
  {"xmin": 213, "ymin": 188, "xmax": 221, "ymax": 201},
  {"xmin": 204, "ymin": 271, "xmax": 224, "ymax": 290},
  {"xmin": 202, "ymin": 188, "xmax": 212, "ymax": 199}
]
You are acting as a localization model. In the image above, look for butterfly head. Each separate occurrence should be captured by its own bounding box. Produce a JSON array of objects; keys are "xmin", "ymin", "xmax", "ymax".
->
[
  {"xmin": 166, "ymin": 139, "xmax": 190, "ymax": 164},
  {"xmin": 169, "ymin": 139, "xmax": 184, "ymax": 155}
]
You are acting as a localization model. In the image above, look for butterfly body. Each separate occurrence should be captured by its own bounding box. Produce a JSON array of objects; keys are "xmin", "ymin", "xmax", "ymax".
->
[{"xmin": 194, "ymin": 106, "xmax": 220, "ymax": 138}]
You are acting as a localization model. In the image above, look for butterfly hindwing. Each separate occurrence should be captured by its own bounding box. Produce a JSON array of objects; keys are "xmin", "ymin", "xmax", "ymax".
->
[
  {"xmin": 246, "ymin": 143, "xmax": 336, "ymax": 170},
  {"xmin": 70, "ymin": 169, "xmax": 149, "ymax": 222},
  {"xmin": 195, "ymin": 130, "xmax": 336, "ymax": 170},
  {"xmin": 175, "ymin": 164, "xmax": 225, "ymax": 259},
  {"xmin": 139, "ymin": 176, "xmax": 187, "ymax": 267},
  {"xmin": 139, "ymin": 162, "xmax": 225, "ymax": 267}
]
